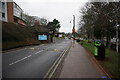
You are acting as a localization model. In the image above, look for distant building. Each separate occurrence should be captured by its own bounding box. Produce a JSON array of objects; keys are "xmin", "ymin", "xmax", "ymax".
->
[
  {"xmin": 0, "ymin": 0, "xmax": 26, "ymax": 26},
  {"xmin": 55, "ymin": 32, "xmax": 65, "ymax": 38}
]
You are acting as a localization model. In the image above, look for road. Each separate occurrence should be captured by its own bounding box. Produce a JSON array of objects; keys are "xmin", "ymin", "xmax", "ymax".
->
[{"xmin": 2, "ymin": 39, "xmax": 72, "ymax": 78}]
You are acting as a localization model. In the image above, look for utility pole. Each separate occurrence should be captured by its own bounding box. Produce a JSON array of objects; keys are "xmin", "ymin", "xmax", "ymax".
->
[
  {"xmin": 73, "ymin": 15, "xmax": 75, "ymax": 29},
  {"xmin": 73, "ymin": 15, "xmax": 75, "ymax": 46}
]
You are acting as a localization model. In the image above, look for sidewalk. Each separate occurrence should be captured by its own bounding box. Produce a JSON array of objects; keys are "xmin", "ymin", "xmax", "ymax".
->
[{"xmin": 59, "ymin": 42, "xmax": 104, "ymax": 78}]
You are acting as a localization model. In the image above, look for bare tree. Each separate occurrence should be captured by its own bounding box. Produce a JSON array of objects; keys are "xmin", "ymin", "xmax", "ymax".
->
[
  {"xmin": 78, "ymin": 2, "xmax": 119, "ymax": 51},
  {"xmin": 22, "ymin": 13, "xmax": 36, "ymax": 26}
]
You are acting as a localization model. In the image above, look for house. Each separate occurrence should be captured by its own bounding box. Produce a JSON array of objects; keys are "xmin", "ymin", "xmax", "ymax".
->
[{"xmin": 0, "ymin": 0, "xmax": 26, "ymax": 26}]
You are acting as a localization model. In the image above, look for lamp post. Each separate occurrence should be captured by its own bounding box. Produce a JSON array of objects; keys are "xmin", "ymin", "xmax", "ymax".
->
[{"xmin": 73, "ymin": 15, "xmax": 75, "ymax": 46}]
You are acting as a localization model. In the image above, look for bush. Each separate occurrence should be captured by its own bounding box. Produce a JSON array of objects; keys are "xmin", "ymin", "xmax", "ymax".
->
[{"xmin": 2, "ymin": 22, "xmax": 40, "ymax": 50}]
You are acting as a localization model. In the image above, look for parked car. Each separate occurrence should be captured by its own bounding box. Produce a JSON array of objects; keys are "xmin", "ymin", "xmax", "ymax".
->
[
  {"xmin": 69, "ymin": 37, "xmax": 71, "ymax": 39},
  {"xmin": 76, "ymin": 39, "xmax": 80, "ymax": 42},
  {"xmin": 74, "ymin": 38, "xmax": 79, "ymax": 40},
  {"xmin": 74, "ymin": 38, "xmax": 77, "ymax": 40}
]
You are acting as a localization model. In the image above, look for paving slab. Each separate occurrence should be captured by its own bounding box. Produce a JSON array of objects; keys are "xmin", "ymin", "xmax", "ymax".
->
[{"xmin": 59, "ymin": 42, "xmax": 102, "ymax": 78}]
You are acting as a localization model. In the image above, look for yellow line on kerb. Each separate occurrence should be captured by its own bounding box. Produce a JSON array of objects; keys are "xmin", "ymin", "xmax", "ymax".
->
[
  {"xmin": 48, "ymin": 50, "xmax": 67, "ymax": 78},
  {"xmin": 43, "ymin": 50, "xmax": 66, "ymax": 79}
]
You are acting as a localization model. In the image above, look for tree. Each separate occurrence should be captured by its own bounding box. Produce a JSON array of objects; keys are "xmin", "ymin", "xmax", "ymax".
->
[
  {"xmin": 78, "ymin": 2, "xmax": 120, "ymax": 49},
  {"xmin": 47, "ymin": 19, "xmax": 61, "ymax": 35},
  {"xmin": 39, "ymin": 18, "xmax": 48, "ymax": 26},
  {"xmin": 65, "ymin": 33, "xmax": 72, "ymax": 38},
  {"xmin": 23, "ymin": 14, "xmax": 48, "ymax": 27},
  {"xmin": 111, "ymin": 2, "xmax": 120, "ymax": 53},
  {"xmin": 32, "ymin": 16, "xmax": 48, "ymax": 26},
  {"xmin": 22, "ymin": 13, "xmax": 36, "ymax": 26}
]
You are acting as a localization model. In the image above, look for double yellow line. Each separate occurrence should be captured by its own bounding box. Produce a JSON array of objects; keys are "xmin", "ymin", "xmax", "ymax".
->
[{"xmin": 43, "ymin": 49, "xmax": 67, "ymax": 79}]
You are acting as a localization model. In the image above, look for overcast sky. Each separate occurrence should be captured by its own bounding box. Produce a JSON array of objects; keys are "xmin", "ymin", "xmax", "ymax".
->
[{"xmin": 14, "ymin": 0, "xmax": 88, "ymax": 33}]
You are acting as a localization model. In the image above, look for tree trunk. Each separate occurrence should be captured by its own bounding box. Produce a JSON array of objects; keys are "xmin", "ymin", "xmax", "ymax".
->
[
  {"xmin": 106, "ymin": 36, "xmax": 111, "ymax": 49},
  {"xmin": 108, "ymin": 36, "xmax": 111, "ymax": 49}
]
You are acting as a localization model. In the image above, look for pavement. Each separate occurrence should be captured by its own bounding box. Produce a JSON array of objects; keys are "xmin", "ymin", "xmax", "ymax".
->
[
  {"xmin": 59, "ymin": 41, "xmax": 105, "ymax": 78},
  {"xmin": 2, "ymin": 39, "xmax": 71, "ymax": 78}
]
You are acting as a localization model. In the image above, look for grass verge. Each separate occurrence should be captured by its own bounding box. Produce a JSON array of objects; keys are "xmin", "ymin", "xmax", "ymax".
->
[{"xmin": 79, "ymin": 40, "xmax": 120, "ymax": 78}]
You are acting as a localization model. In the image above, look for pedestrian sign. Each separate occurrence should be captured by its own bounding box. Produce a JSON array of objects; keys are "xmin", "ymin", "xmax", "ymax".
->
[{"xmin": 72, "ymin": 29, "xmax": 75, "ymax": 33}]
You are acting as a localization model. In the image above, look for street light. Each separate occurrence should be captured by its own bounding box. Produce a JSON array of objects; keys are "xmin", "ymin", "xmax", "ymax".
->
[
  {"xmin": 72, "ymin": 15, "xmax": 75, "ymax": 46},
  {"xmin": 73, "ymin": 15, "xmax": 75, "ymax": 29}
]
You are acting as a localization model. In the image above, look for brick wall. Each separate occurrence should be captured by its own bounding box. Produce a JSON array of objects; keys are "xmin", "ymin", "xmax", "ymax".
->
[{"xmin": 7, "ymin": 2, "xmax": 14, "ymax": 22}]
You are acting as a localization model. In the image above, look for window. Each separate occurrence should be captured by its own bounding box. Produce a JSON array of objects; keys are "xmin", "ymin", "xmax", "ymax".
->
[
  {"xmin": 14, "ymin": 3, "xmax": 17, "ymax": 8},
  {"xmin": 2, "ymin": 13, "xmax": 5, "ymax": 18},
  {"xmin": 2, "ymin": 2, "xmax": 5, "ymax": 9},
  {"xmin": 14, "ymin": 17, "xmax": 18, "ymax": 23}
]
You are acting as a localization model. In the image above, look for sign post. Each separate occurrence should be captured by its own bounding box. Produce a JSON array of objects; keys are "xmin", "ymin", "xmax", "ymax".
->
[
  {"xmin": 72, "ymin": 29, "xmax": 75, "ymax": 33},
  {"xmin": 72, "ymin": 15, "xmax": 75, "ymax": 47}
]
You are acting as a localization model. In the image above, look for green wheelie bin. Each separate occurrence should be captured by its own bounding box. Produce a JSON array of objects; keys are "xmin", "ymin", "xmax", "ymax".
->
[{"xmin": 94, "ymin": 40, "xmax": 106, "ymax": 60}]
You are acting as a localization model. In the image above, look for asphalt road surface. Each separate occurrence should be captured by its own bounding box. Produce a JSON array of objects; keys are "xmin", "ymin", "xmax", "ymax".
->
[{"xmin": 3, "ymin": 39, "xmax": 71, "ymax": 78}]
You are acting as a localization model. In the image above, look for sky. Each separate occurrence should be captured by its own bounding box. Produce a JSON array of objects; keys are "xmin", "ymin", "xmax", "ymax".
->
[{"xmin": 14, "ymin": 0, "xmax": 88, "ymax": 33}]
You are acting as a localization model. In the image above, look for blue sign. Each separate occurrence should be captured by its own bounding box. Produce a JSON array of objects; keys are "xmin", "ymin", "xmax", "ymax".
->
[{"xmin": 38, "ymin": 35, "xmax": 47, "ymax": 40}]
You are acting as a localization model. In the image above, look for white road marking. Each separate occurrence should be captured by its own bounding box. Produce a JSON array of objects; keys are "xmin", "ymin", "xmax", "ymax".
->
[
  {"xmin": 8, "ymin": 42, "xmax": 70, "ymax": 66},
  {"xmin": 35, "ymin": 47, "xmax": 52, "ymax": 54},
  {"xmin": 9, "ymin": 55, "xmax": 32, "ymax": 66},
  {"xmin": 8, "ymin": 43, "xmax": 64, "ymax": 66},
  {"xmin": 35, "ymin": 50, "xmax": 44, "ymax": 54}
]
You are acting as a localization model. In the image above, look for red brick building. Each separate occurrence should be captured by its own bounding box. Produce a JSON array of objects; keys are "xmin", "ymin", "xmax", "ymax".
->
[{"xmin": 0, "ymin": 0, "xmax": 26, "ymax": 26}]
